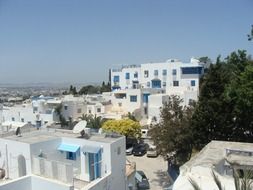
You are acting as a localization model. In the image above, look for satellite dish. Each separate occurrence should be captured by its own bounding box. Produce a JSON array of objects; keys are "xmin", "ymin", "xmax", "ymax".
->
[{"xmin": 73, "ymin": 120, "xmax": 87, "ymax": 134}]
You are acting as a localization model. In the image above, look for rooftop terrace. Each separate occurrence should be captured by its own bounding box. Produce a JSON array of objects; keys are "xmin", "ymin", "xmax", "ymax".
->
[{"xmin": 3, "ymin": 128, "xmax": 123, "ymax": 144}]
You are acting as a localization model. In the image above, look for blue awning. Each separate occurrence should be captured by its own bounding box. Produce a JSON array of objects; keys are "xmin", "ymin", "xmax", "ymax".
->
[
  {"xmin": 82, "ymin": 145, "xmax": 101, "ymax": 154},
  {"xmin": 58, "ymin": 143, "xmax": 80, "ymax": 153}
]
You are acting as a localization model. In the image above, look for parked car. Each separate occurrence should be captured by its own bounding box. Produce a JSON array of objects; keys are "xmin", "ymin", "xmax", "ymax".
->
[
  {"xmin": 136, "ymin": 170, "xmax": 150, "ymax": 189},
  {"xmin": 126, "ymin": 144, "xmax": 134, "ymax": 155},
  {"xmin": 132, "ymin": 144, "xmax": 147, "ymax": 156},
  {"xmin": 147, "ymin": 145, "xmax": 160, "ymax": 157}
]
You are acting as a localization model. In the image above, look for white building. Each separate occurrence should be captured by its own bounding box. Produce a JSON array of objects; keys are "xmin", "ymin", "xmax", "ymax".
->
[
  {"xmin": 111, "ymin": 58, "xmax": 204, "ymax": 94},
  {"xmin": 173, "ymin": 141, "xmax": 253, "ymax": 190},
  {"xmin": 0, "ymin": 127, "xmax": 127, "ymax": 190},
  {"xmin": 107, "ymin": 88, "xmax": 164, "ymax": 121},
  {"xmin": 110, "ymin": 58, "xmax": 205, "ymax": 124},
  {"xmin": 147, "ymin": 94, "xmax": 170, "ymax": 123},
  {"xmin": 110, "ymin": 65, "xmax": 141, "ymax": 90},
  {"xmin": 60, "ymin": 95, "xmax": 86, "ymax": 121},
  {"xmin": 1, "ymin": 96, "xmax": 60, "ymax": 127}
]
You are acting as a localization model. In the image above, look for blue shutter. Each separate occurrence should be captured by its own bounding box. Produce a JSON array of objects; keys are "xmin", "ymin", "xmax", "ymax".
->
[{"xmin": 95, "ymin": 150, "xmax": 102, "ymax": 178}]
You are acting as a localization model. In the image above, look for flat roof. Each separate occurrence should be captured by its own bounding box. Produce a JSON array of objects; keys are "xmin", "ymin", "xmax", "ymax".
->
[
  {"xmin": 3, "ymin": 128, "xmax": 123, "ymax": 144},
  {"xmin": 183, "ymin": 141, "xmax": 253, "ymax": 169}
]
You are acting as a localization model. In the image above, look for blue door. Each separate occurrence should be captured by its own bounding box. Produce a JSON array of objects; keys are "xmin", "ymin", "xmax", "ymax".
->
[{"xmin": 88, "ymin": 150, "xmax": 102, "ymax": 181}]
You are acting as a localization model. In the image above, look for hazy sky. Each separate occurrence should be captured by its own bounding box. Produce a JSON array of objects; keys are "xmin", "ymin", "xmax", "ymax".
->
[{"xmin": 0, "ymin": 0, "xmax": 252, "ymax": 84}]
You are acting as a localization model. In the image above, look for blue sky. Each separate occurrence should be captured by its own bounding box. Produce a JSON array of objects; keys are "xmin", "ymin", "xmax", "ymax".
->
[{"xmin": 0, "ymin": 0, "xmax": 252, "ymax": 84}]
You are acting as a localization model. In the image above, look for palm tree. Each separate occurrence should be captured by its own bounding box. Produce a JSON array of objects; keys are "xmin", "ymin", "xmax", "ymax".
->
[{"xmin": 80, "ymin": 114, "xmax": 105, "ymax": 129}]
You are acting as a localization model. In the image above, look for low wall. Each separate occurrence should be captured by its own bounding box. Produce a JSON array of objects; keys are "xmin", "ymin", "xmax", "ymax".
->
[{"xmin": 0, "ymin": 175, "xmax": 73, "ymax": 190}]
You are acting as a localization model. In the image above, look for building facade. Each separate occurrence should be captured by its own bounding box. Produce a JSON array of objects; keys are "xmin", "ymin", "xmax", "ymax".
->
[{"xmin": 110, "ymin": 58, "xmax": 204, "ymax": 93}]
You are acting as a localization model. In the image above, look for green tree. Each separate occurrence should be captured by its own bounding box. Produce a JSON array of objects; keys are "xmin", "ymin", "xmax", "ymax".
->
[
  {"xmin": 150, "ymin": 95, "xmax": 194, "ymax": 165},
  {"xmin": 79, "ymin": 85, "xmax": 99, "ymax": 94},
  {"xmin": 225, "ymin": 60, "xmax": 253, "ymax": 142},
  {"xmin": 191, "ymin": 50, "xmax": 252, "ymax": 149},
  {"xmin": 198, "ymin": 56, "xmax": 211, "ymax": 64},
  {"xmin": 69, "ymin": 85, "xmax": 77, "ymax": 95},
  {"xmin": 100, "ymin": 81, "xmax": 111, "ymax": 93},
  {"xmin": 102, "ymin": 119, "xmax": 141, "ymax": 138},
  {"xmin": 80, "ymin": 114, "xmax": 105, "ymax": 129},
  {"xmin": 55, "ymin": 104, "xmax": 68, "ymax": 127},
  {"xmin": 127, "ymin": 112, "xmax": 137, "ymax": 121}
]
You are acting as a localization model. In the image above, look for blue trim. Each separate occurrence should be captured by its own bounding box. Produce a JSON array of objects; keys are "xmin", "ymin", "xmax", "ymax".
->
[
  {"xmin": 58, "ymin": 143, "xmax": 80, "ymax": 153},
  {"xmin": 112, "ymin": 86, "xmax": 121, "ymax": 90}
]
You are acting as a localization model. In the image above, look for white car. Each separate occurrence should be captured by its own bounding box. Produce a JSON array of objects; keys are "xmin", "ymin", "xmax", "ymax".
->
[
  {"xmin": 147, "ymin": 145, "xmax": 160, "ymax": 157},
  {"xmin": 126, "ymin": 145, "xmax": 134, "ymax": 155}
]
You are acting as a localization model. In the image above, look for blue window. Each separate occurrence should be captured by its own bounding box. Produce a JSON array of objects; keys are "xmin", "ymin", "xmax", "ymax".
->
[
  {"xmin": 147, "ymin": 82, "xmax": 150, "ymax": 87},
  {"xmin": 191, "ymin": 80, "xmax": 196, "ymax": 86},
  {"xmin": 173, "ymin": 81, "xmax": 179, "ymax": 86},
  {"xmin": 181, "ymin": 67, "xmax": 203, "ymax": 74},
  {"xmin": 172, "ymin": 69, "xmax": 177, "ymax": 75},
  {"xmin": 125, "ymin": 73, "xmax": 130, "ymax": 79},
  {"xmin": 163, "ymin": 82, "xmax": 166, "ymax": 87},
  {"xmin": 162, "ymin": 69, "xmax": 167, "ymax": 76},
  {"xmin": 143, "ymin": 94, "xmax": 150, "ymax": 103},
  {"xmin": 126, "ymin": 73, "xmax": 130, "ymax": 79},
  {"xmin": 130, "ymin": 95, "xmax": 137, "ymax": 102},
  {"xmin": 134, "ymin": 72, "xmax": 138, "ymax": 78},
  {"xmin": 113, "ymin": 76, "xmax": 120, "ymax": 82},
  {"xmin": 67, "ymin": 152, "xmax": 76, "ymax": 160},
  {"xmin": 154, "ymin": 70, "xmax": 158, "ymax": 76},
  {"xmin": 152, "ymin": 80, "xmax": 161, "ymax": 88}
]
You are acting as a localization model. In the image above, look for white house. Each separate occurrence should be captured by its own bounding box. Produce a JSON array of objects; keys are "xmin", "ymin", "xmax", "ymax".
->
[
  {"xmin": 173, "ymin": 141, "xmax": 253, "ymax": 190},
  {"xmin": 0, "ymin": 127, "xmax": 127, "ymax": 190}
]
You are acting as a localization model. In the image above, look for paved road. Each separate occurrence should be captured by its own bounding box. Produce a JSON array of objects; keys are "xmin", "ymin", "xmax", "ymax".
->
[{"xmin": 127, "ymin": 155, "xmax": 171, "ymax": 190}]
